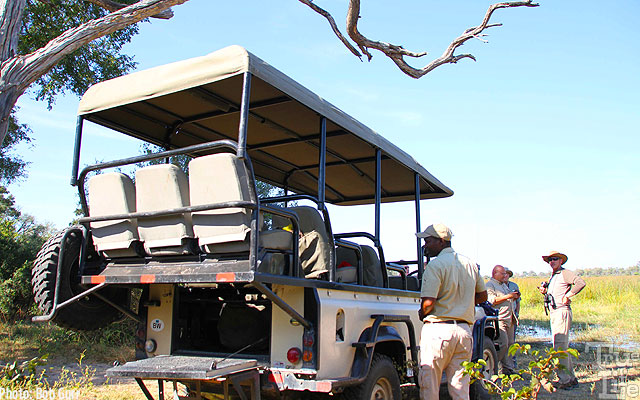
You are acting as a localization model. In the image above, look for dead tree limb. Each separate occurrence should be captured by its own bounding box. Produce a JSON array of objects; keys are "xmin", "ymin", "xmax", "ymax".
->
[
  {"xmin": 297, "ymin": 0, "xmax": 361, "ymax": 59},
  {"xmin": 85, "ymin": 0, "xmax": 174, "ymax": 19},
  {"xmin": 0, "ymin": 0, "xmax": 188, "ymax": 144},
  {"xmin": 302, "ymin": 0, "xmax": 540, "ymax": 79}
]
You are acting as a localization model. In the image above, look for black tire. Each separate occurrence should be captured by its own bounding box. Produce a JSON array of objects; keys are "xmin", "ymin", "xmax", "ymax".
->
[
  {"xmin": 470, "ymin": 335, "xmax": 499, "ymax": 400},
  {"xmin": 31, "ymin": 227, "xmax": 128, "ymax": 331},
  {"xmin": 342, "ymin": 354, "xmax": 401, "ymax": 400}
]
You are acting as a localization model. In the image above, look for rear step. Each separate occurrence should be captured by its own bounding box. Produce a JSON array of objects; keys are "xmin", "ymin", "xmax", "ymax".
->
[{"xmin": 107, "ymin": 355, "xmax": 258, "ymax": 380}]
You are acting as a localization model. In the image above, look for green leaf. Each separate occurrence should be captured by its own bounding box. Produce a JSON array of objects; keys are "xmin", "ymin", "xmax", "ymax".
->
[{"xmin": 566, "ymin": 348, "xmax": 579, "ymax": 358}]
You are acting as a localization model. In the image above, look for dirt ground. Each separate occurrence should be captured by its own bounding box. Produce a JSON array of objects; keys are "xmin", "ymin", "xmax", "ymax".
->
[{"xmin": 41, "ymin": 339, "xmax": 640, "ymax": 399}]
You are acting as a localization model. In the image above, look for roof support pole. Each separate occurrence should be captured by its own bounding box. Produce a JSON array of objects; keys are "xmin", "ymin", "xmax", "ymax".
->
[
  {"xmin": 375, "ymin": 149, "xmax": 381, "ymax": 245},
  {"xmin": 318, "ymin": 117, "xmax": 327, "ymax": 208},
  {"xmin": 415, "ymin": 173, "xmax": 423, "ymax": 283},
  {"xmin": 375, "ymin": 148, "xmax": 389, "ymax": 288},
  {"xmin": 237, "ymin": 72, "xmax": 251, "ymax": 159},
  {"xmin": 70, "ymin": 116, "xmax": 84, "ymax": 186}
]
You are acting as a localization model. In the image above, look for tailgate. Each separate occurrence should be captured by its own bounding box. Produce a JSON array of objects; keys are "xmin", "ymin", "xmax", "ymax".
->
[{"xmin": 107, "ymin": 355, "xmax": 258, "ymax": 380}]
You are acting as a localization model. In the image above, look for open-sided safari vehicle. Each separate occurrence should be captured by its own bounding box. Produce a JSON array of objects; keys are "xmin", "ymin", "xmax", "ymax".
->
[{"xmin": 31, "ymin": 46, "xmax": 499, "ymax": 399}]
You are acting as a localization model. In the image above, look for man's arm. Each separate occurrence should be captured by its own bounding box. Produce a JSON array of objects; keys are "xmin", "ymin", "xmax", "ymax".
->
[
  {"xmin": 491, "ymin": 292, "xmax": 520, "ymax": 305},
  {"xmin": 419, "ymin": 297, "xmax": 436, "ymax": 320},
  {"xmin": 475, "ymin": 290, "xmax": 488, "ymax": 305},
  {"xmin": 562, "ymin": 270, "xmax": 586, "ymax": 304},
  {"xmin": 567, "ymin": 271, "xmax": 586, "ymax": 295}
]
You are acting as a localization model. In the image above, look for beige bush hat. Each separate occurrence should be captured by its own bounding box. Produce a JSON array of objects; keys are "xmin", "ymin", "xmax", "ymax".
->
[
  {"xmin": 542, "ymin": 250, "xmax": 568, "ymax": 265},
  {"xmin": 416, "ymin": 223, "xmax": 453, "ymax": 241},
  {"xmin": 505, "ymin": 268, "xmax": 513, "ymax": 277}
]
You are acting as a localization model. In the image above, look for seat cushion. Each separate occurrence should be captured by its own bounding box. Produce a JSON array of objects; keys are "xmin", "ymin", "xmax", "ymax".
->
[{"xmin": 88, "ymin": 172, "xmax": 139, "ymax": 257}]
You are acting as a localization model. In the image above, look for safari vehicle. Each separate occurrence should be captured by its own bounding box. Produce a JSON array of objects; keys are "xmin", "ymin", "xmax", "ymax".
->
[{"xmin": 31, "ymin": 46, "xmax": 499, "ymax": 399}]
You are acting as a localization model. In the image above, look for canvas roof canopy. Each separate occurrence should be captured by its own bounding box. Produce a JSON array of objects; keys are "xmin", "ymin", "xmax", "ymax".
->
[{"xmin": 78, "ymin": 45, "xmax": 453, "ymax": 205}]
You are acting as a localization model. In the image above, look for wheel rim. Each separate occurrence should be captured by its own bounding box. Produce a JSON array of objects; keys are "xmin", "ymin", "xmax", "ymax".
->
[
  {"xmin": 370, "ymin": 376, "xmax": 393, "ymax": 400},
  {"xmin": 482, "ymin": 348, "xmax": 496, "ymax": 380}
]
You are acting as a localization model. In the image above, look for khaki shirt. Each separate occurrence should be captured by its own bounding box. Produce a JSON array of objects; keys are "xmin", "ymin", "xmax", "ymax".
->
[
  {"xmin": 486, "ymin": 278, "xmax": 516, "ymax": 322},
  {"xmin": 547, "ymin": 267, "xmax": 586, "ymax": 310},
  {"xmin": 420, "ymin": 247, "xmax": 486, "ymax": 324}
]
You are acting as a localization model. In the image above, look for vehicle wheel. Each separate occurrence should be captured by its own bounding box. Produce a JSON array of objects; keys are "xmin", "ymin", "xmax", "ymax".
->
[
  {"xmin": 31, "ymin": 227, "xmax": 128, "ymax": 331},
  {"xmin": 341, "ymin": 354, "xmax": 400, "ymax": 400},
  {"xmin": 470, "ymin": 335, "xmax": 498, "ymax": 400}
]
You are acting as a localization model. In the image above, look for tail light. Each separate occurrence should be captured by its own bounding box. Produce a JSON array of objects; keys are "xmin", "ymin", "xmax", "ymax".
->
[
  {"xmin": 287, "ymin": 347, "xmax": 302, "ymax": 364},
  {"xmin": 302, "ymin": 329, "xmax": 316, "ymax": 367},
  {"xmin": 303, "ymin": 334, "xmax": 314, "ymax": 347}
]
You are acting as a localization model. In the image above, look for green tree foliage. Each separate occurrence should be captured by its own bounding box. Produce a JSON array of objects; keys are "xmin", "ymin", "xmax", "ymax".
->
[
  {"xmin": 19, "ymin": 0, "xmax": 139, "ymax": 108},
  {"xmin": 0, "ymin": 1, "xmax": 142, "ymax": 183},
  {"xmin": 0, "ymin": 186, "xmax": 53, "ymax": 320},
  {"xmin": 0, "ymin": 110, "xmax": 32, "ymax": 185}
]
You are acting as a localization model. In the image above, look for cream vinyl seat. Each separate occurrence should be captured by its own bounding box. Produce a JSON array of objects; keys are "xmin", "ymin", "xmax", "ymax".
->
[
  {"xmin": 189, "ymin": 153, "xmax": 292, "ymax": 253},
  {"xmin": 285, "ymin": 206, "xmax": 330, "ymax": 279},
  {"xmin": 88, "ymin": 172, "xmax": 140, "ymax": 258},
  {"xmin": 135, "ymin": 164, "xmax": 196, "ymax": 255}
]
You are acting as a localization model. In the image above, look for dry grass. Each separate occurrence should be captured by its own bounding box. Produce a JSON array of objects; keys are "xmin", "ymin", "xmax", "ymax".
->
[
  {"xmin": 514, "ymin": 275, "xmax": 640, "ymax": 344},
  {"xmin": 0, "ymin": 320, "xmax": 135, "ymax": 363}
]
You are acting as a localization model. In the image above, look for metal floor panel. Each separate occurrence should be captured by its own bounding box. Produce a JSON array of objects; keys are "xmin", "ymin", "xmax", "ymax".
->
[{"xmin": 107, "ymin": 355, "xmax": 258, "ymax": 379}]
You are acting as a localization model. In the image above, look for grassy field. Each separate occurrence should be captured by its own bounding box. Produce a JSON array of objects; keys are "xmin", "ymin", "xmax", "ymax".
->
[
  {"xmin": 1, "ymin": 275, "xmax": 639, "ymax": 399},
  {"xmin": 514, "ymin": 275, "xmax": 640, "ymax": 343}
]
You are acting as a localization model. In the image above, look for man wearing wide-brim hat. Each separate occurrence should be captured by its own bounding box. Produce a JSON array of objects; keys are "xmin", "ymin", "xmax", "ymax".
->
[
  {"xmin": 416, "ymin": 223, "xmax": 487, "ymax": 400},
  {"xmin": 538, "ymin": 250, "xmax": 586, "ymax": 390}
]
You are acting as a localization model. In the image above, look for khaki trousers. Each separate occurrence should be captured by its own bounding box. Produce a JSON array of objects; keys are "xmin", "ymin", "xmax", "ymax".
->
[
  {"xmin": 550, "ymin": 307, "xmax": 575, "ymax": 384},
  {"xmin": 496, "ymin": 318, "xmax": 516, "ymax": 373},
  {"xmin": 419, "ymin": 322, "xmax": 473, "ymax": 400}
]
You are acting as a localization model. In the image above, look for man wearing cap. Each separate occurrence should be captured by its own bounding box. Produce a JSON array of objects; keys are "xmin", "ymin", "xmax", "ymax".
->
[
  {"xmin": 538, "ymin": 251, "xmax": 586, "ymax": 390},
  {"xmin": 505, "ymin": 269, "xmax": 520, "ymax": 321},
  {"xmin": 486, "ymin": 265, "xmax": 520, "ymax": 375},
  {"xmin": 417, "ymin": 223, "xmax": 487, "ymax": 400}
]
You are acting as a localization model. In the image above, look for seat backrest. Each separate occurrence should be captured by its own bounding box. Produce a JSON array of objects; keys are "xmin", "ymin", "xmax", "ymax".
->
[
  {"xmin": 88, "ymin": 172, "xmax": 139, "ymax": 257},
  {"xmin": 388, "ymin": 275, "xmax": 420, "ymax": 291},
  {"xmin": 336, "ymin": 246, "xmax": 359, "ymax": 284},
  {"xmin": 288, "ymin": 206, "xmax": 331, "ymax": 278},
  {"xmin": 361, "ymin": 245, "xmax": 383, "ymax": 287},
  {"xmin": 188, "ymin": 153, "xmax": 252, "ymax": 252},
  {"xmin": 135, "ymin": 164, "xmax": 194, "ymax": 255}
]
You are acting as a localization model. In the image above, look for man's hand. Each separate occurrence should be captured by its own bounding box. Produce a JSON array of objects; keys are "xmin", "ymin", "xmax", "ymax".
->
[
  {"xmin": 420, "ymin": 297, "xmax": 436, "ymax": 321},
  {"xmin": 562, "ymin": 294, "xmax": 572, "ymax": 305}
]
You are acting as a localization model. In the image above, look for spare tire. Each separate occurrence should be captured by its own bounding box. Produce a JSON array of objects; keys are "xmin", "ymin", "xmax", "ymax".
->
[{"xmin": 31, "ymin": 227, "xmax": 128, "ymax": 331}]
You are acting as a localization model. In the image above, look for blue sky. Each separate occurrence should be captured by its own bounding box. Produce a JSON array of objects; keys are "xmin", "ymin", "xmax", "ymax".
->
[{"xmin": 9, "ymin": 0, "xmax": 640, "ymax": 274}]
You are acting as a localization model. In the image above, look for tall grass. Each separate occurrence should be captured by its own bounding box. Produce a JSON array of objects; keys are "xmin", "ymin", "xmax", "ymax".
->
[
  {"xmin": 0, "ymin": 320, "xmax": 136, "ymax": 363},
  {"xmin": 514, "ymin": 275, "xmax": 640, "ymax": 343}
]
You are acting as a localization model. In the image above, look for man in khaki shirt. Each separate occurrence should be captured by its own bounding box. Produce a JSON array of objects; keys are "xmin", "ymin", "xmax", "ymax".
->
[
  {"xmin": 417, "ymin": 223, "xmax": 487, "ymax": 400},
  {"xmin": 486, "ymin": 265, "xmax": 520, "ymax": 374}
]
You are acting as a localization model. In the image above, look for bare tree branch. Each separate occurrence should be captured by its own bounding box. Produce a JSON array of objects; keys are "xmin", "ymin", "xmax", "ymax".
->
[
  {"xmin": 297, "ymin": 0, "xmax": 361, "ymax": 59},
  {"xmin": 0, "ymin": 0, "xmax": 189, "ymax": 144},
  {"xmin": 85, "ymin": 0, "xmax": 174, "ymax": 19},
  {"xmin": 307, "ymin": 0, "xmax": 539, "ymax": 79}
]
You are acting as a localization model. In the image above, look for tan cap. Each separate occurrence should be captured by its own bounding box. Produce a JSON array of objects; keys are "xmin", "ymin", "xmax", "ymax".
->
[
  {"xmin": 505, "ymin": 268, "xmax": 513, "ymax": 277},
  {"xmin": 416, "ymin": 223, "xmax": 453, "ymax": 241},
  {"xmin": 542, "ymin": 250, "xmax": 568, "ymax": 265}
]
